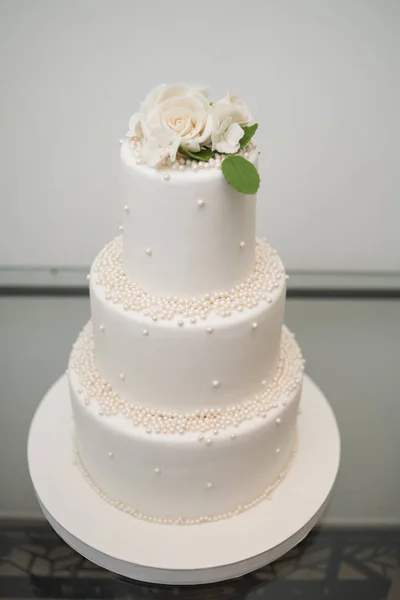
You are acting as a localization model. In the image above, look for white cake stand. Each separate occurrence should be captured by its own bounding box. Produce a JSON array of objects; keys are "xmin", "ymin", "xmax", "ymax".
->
[{"xmin": 28, "ymin": 374, "xmax": 340, "ymax": 585}]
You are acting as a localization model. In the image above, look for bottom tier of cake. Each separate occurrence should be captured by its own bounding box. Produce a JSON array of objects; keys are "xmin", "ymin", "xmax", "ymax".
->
[{"xmin": 68, "ymin": 323, "xmax": 303, "ymax": 524}]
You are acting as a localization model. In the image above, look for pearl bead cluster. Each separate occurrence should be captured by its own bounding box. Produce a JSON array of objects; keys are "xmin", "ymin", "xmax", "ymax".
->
[
  {"xmin": 126, "ymin": 136, "xmax": 257, "ymax": 172},
  {"xmin": 74, "ymin": 437, "xmax": 297, "ymax": 526},
  {"xmin": 69, "ymin": 322, "xmax": 304, "ymax": 435},
  {"xmin": 92, "ymin": 237, "xmax": 285, "ymax": 322}
]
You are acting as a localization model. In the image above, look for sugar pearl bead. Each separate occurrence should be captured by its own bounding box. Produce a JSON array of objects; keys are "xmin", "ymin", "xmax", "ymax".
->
[
  {"xmin": 92, "ymin": 237, "xmax": 286, "ymax": 322},
  {"xmin": 212, "ymin": 380, "xmax": 220, "ymax": 388},
  {"xmin": 231, "ymin": 433, "xmax": 236, "ymax": 440},
  {"xmin": 198, "ymin": 434, "xmax": 204, "ymax": 442},
  {"xmin": 276, "ymin": 418, "xmax": 282, "ymax": 425},
  {"xmin": 145, "ymin": 248, "xmax": 152, "ymax": 256},
  {"xmin": 142, "ymin": 329, "xmax": 149, "ymax": 336},
  {"xmin": 177, "ymin": 319, "xmax": 184, "ymax": 327},
  {"xmin": 123, "ymin": 205, "xmax": 129, "ymax": 213},
  {"xmin": 118, "ymin": 225, "xmax": 123, "ymax": 232},
  {"xmin": 276, "ymin": 448, "xmax": 281, "ymax": 454},
  {"xmin": 239, "ymin": 241, "xmax": 246, "ymax": 249},
  {"xmin": 99, "ymin": 325, "xmax": 105, "ymax": 332},
  {"xmin": 108, "ymin": 452, "xmax": 114, "ymax": 458},
  {"xmin": 252, "ymin": 322, "xmax": 258, "ymax": 330},
  {"xmin": 164, "ymin": 174, "xmax": 170, "ymax": 181},
  {"xmin": 197, "ymin": 199, "xmax": 205, "ymax": 207},
  {"xmin": 154, "ymin": 467, "xmax": 161, "ymax": 474},
  {"xmin": 206, "ymin": 438, "xmax": 212, "ymax": 446},
  {"xmin": 206, "ymin": 482, "xmax": 213, "ymax": 489},
  {"xmin": 206, "ymin": 327, "xmax": 214, "ymax": 334},
  {"xmin": 119, "ymin": 373, "xmax": 125, "ymax": 381}
]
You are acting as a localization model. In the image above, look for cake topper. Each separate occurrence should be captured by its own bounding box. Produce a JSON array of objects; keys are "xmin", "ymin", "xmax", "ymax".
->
[{"xmin": 126, "ymin": 84, "xmax": 260, "ymax": 194}]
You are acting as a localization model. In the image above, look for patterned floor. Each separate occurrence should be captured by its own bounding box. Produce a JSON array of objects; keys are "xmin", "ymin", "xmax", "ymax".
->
[{"xmin": 0, "ymin": 523, "xmax": 399, "ymax": 599}]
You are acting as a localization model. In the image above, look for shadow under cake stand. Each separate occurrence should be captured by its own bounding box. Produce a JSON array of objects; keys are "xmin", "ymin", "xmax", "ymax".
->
[{"xmin": 28, "ymin": 374, "xmax": 340, "ymax": 585}]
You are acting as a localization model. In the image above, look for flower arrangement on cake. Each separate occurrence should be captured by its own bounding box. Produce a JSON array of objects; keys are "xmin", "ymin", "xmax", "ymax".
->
[{"xmin": 126, "ymin": 83, "xmax": 260, "ymax": 194}]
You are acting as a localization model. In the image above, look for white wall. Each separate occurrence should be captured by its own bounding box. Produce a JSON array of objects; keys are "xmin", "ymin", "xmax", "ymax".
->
[
  {"xmin": 0, "ymin": 293, "xmax": 399, "ymax": 525},
  {"xmin": 0, "ymin": 0, "xmax": 399, "ymax": 270}
]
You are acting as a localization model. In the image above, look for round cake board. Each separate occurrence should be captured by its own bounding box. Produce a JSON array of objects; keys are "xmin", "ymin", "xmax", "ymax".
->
[{"xmin": 28, "ymin": 374, "xmax": 340, "ymax": 586}]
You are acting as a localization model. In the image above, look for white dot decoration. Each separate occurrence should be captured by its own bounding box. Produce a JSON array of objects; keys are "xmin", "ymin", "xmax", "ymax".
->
[
  {"xmin": 206, "ymin": 482, "xmax": 213, "ymax": 490},
  {"xmin": 75, "ymin": 436, "xmax": 297, "ymax": 525},
  {"xmin": 154, "ymin": 467, "xmax": 161, "ymax": 474},
  {"xmin": 276, "ymin": 418, "xmax": 282, "ymax": 425},
  {"xmin": 164, "ymin": 174, "xmax": 170, "ymax": 181},
  {"xmin": 197, "ymin": 199, "xmax": 205, "ymax": 207},
  {"xmin": 212, "ymin": 380, "xmax": 220, "ymax": 388},
  {"xmin": 124, "ymin": 205, "xmax": 129, "ymax": 213},
  {"xmin": 108, "ymin": 451, "xmax": 114, "ymax": 458},
  {"xmin": 198, "ymin": 434, "xmax": 204, "ymax": 442},
  {"xmin": 252, "ymin": 322, "xmax": 258, "ymax": 330},
  {"xmin": 206, "ymin": 327, "xmax": 214, "ymax": 334},
  {"xmin": 177, "ymin": 319, "xmax": 184, "ymax": 327},
  {"xmin": 99, "ymin": 324, "xmax": 105, "ymax": 332},
  {"xmin": 276, "ymin": 448, "xmax": 281, "ymax": 454},
  {"xmin": 206, "ymin": 438, "xmax": 212, "ymax": 446},
  {"xmin": 70, "ymin": 323, "xmax": 304, "ymax": 435},
  {"xmin": 190, "ymin": 317, "xmax": 197, "ymax": 324},
  {"xmin": 145, "ymin": 248, "xmax": 152, "ymax": 256},
  {"xmin": 239, "ymin": 241, "xmax": 246, "ymax": 249},
  {"xmin": 119, "ymin": 373, "xmax": 125, "ymax": 381},
  {"xmin": 92, "ymin": 237, "xmax": 285, "ymax": 322},
  {"xmin": 142, "ymin": 329, "xmax": 149, "ymax": 336},
  {"xmin": 118, "ymin": 225, "xmax": 123, "ymax": 232},
  {"xmin": 261, "ymin": 380, "xmax": 267, "ymax": 386},
  {"xmin": 230, "ymin": 433, "xmax": 236, "ymax": 440}
]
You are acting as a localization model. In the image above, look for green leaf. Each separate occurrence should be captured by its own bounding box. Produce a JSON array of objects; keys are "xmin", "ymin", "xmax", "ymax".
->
[
  {"xmin": 178, "ymin": 146, "xmax": 215, "ymax": 161},
  {"xmin": 239, "ymin": 123, "xmax": 258, "ymax": 149},
  {"xmin": 221, "ymin": 155, "xmax": 260, "ymax": 194}
]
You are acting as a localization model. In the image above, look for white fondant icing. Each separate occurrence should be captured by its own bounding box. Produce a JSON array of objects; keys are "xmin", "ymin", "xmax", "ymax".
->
[
  {"xmin": 70, "ymin": 363, "xmax": 301, "ymax": 521},
  {"xmin": 89, "ymin": 273, "xmax": 286, "ymax": 411},
  {"xmin": 69, "ymin": 323, "xmax": 303, "ymax": 433},
  {"xmin": 121, "ymin": 142, "xmax": 258, "ymax": 298}
]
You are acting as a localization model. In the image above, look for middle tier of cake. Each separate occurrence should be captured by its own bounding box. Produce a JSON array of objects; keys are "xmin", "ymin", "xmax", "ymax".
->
[{"xmin": 89, "ymin": 237, "xmax": 287, "ymax": 412}]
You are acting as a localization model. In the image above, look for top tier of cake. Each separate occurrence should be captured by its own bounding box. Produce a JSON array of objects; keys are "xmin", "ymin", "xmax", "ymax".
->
[
  {"xmin": 121, "ymin": 142, "xmax": 258, "ymax": 298},
  {"xmin": 119, "ymin": 83, "xmax": 261, "ymax": 298}
]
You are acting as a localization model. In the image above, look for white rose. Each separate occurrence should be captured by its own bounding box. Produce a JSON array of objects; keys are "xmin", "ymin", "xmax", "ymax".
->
[
  {"xmin": 214, "ymin": 92, "xmax": 253, "ymax": 126},
  {"xmin": 129, "ymin": 83, "xmax": 213, "ymax": 166}
]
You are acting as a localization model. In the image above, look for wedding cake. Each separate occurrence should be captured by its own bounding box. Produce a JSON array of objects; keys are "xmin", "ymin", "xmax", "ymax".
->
[{"xmin": 68, "ymin": 84, "xmax": 304, "ymax": 526}]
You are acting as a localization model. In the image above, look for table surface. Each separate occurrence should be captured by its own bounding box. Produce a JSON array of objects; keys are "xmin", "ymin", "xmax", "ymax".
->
[{"xmin": 0, "ymin": 523, "xmax": 399, "ymax": 599}]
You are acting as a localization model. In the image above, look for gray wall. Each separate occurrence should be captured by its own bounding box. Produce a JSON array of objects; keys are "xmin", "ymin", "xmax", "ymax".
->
[
  {"xmin": 1, "ymin": 292, "xmax": 399, "ymax": 525},
  {"xmin": 0, "ymin": 0, "xmax": 399, "ymax": 271}
]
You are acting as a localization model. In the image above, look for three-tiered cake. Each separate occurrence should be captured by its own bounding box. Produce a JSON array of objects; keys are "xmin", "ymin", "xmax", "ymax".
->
[{"xmin": 68, "ymin": 84, "xmax": 304, "ymax": 525}]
